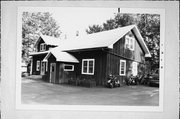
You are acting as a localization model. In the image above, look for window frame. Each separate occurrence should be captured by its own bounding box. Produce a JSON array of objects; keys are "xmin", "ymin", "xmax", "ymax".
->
[
  {"xmin": 81, "ymin": 59, "xmax": 95, "ymax": 75},
  {"xmin": 40, "ymin": 43, "xmax": 46, "ymax": 51},
  {"xmin": 125, "ymin": 35, "xmax": 135, "ymax": 51},
  {"xmin": 36, "ymin": 60, "xmax": 40, "ymax": 71},
  {"xmin": 132, "ymin": 62, "xmax": 138, "ymax": 76},
  {"xmin": 119, "ymin": 60, "xmax": 126, "ymax": 76},
  {"xmin": 64, "ymin": 64, "xmax": 74, "ymax": 71}
]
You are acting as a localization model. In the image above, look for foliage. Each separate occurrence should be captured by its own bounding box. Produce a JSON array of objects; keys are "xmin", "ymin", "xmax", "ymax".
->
[
  {"xmin": 22, "ymin": 12, "xmax": 61, "ymax": 63},
  {"xmin": 86, "ymin": 13, "xmax": 160, "ymax": 71}
]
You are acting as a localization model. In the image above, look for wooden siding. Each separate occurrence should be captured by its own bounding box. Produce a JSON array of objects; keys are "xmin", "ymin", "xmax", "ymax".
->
[
  {"xmin": 32, "ymin": 54, "xmax": 47, "ymax": 75},
  {"xmin": 36, "ymin": 37, "xmax": 57, "ymax": 52},
  {"xmin": 112, "ymin": 30, "xmax": 145, "ymax": 63},
  {"xmin": 70, "ymin": 49, "xmax": 107, "ymax": 86},
  {"xmin": 106, "ymin": 30, "xmax": 146, "ymax": 83}
]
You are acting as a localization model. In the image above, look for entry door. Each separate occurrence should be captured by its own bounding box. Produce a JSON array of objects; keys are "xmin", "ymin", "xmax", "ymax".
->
[
  {"xmin": 41, "ymin": 61, "xmax": 46, "ymax": 75},
  {"xmin": 50, "ymin": 63, "xmax": 56, "ymax": 83}
]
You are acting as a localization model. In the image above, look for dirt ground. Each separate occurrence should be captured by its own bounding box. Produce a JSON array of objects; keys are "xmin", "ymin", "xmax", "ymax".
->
[{"xmin": 21, "ymin": 75, "xmax": 159, "ymax": 106}]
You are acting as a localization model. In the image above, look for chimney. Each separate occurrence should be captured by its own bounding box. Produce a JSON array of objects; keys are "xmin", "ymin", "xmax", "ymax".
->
[
  {"xmin": 118, "ymin": 8, "xmax": 120, "ymax": 13},
  {"xmin": 76, "ymin": 31, "xmax": 79, "ymax": 36}
]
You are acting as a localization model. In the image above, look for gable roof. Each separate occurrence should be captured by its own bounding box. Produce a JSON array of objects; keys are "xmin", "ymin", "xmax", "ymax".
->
[
  {"xmin": 43, "ymin": 49, "xmax": 79, "ymax": 63},
  {"xmin": 34, "ymin": 34, "xmax": 61, "ymax": 47},
  {"xmin": 54, "ymin": 25, "xmax": 151, "ymax": 57}
]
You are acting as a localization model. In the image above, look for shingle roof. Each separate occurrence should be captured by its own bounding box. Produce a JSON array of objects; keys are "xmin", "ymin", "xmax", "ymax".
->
[
  {"xmin": 43, "ymin": 49, "xmax": 79, "ymax": 63},
  {"xmin": 34, "ymin": 34, "xmax": 61, "ymax": 46},
  {"xmin": 33, "ymin": 25, "xmax": 151, "ymax": 60},
  {"xmin": 55, "ymin": 25, "xmax": 151, "ymax": 57}
]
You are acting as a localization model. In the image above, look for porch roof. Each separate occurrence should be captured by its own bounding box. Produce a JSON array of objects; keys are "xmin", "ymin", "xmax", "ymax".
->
[
  {"xmin": 29, "ymin": 51, "xmax": 49, "ymax": 56},
  {"xmin": 43, "ymin": 49, "xmax": 79, "ymax": 63}
]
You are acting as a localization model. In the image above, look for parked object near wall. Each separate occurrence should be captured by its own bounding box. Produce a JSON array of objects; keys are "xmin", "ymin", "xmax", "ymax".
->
[{"xmin": 29, "ymin": 25, "xmax": 151, "ymax": 87}]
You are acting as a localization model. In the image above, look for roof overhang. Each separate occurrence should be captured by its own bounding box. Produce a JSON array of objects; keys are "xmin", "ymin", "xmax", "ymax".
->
[
  {"xmin": 43, "ymin": 51, "xmax": 79, "ymax": 63},
  {"xmin": 131, "ymin": 25, "xmax": 151, "ymax": 57},
  {"xmin": 29, "ymin": 51, "xmax": 49, "ymax": 56}
]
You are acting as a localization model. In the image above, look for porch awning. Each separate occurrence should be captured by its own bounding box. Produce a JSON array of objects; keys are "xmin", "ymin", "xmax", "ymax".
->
[{"xmin": 43, "ymin": 49, "xmax": 79, "ymax": 63}]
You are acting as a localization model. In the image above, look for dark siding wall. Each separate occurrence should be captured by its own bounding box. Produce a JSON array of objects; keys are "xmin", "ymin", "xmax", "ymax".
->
[
  {"xmin": 37, "ymin": 38, "xmax": 45, "ymax": 52},
  {"xmin": 113, "ymin": 30, "xmax": 145, "ymax": 63},
  {"xmin": 36, "ymin": 38, "xmax": 57, "ymax": 51},
  {"xmin": 32, "ymin": 54, "xmax": 47, "ymax": 75},
  {"xmin": 70, "ymin": 50, "xmax": 107, "ymax": 86},
  {"xmin": 106, "ymin": 30, "xmax": 146, "ymax": 83}
]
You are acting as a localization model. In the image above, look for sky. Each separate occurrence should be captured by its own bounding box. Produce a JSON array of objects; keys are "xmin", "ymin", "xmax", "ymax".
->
[{"xmin": 50, "ymin": 7, "xmax": 118, "ymax": 38}]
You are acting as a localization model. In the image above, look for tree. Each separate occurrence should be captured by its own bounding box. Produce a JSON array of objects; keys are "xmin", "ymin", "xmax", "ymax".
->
[
  {"xmin": 86, "ymin": 25, "xmax": 103, "ymax": 34},
  {"xmin": 22, "ymin": 12, "xmax": 61, "ymax": 63},
  {"xmin": 86, "ymin": 13, "xmax": 160, "ymax": 71}
]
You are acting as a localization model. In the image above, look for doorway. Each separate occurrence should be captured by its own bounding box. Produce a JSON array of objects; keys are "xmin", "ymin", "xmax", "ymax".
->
[{"xmin": 50, "ymin": 63, "xmax": 56, "ymax": 83}]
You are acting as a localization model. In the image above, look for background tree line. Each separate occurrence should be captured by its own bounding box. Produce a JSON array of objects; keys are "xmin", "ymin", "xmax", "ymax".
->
[
  {"xmin": 22, "ymin": 12, "xmax": 61, "ymax": 63},
  {"xmin": 22, "ymin": 12, "xmax": 160, "ymax": 72},
  {"xmin": 86, "ymin": 13, "xmax": 160, "ymax": 71}
]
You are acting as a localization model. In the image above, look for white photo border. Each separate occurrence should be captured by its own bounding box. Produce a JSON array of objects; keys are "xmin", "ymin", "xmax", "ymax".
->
[{"xmin": 16, "ymin": 7, "xmax": 165, "ymax": 112}]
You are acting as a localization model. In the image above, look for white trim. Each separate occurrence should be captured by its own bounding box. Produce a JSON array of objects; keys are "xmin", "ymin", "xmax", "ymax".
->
[
  {"xmin": 36, "ymin": 60, "xmax": 40, "ymax": 71},
  {"xmin": 40, "ymin": 43, "xmax": 46, "ymax": 51},
  {"xmin": 64, "ymin": 64, "xmax": 74, "ymax": 71},
  {"xmin": 119, "ymin": 60, "xmax": 126, "ymax": 76},
  {"xmin": 132, "ymin": 62, "xmax": 138, "ymax": 76},
  {"xmin": 30, "ymin": 58, "xmax": 33, "ymax": 75},
  {"xmin": 125, "ymin": 35, "xmax": 135, "ymax": 51},
  {"xmin": 41, "ymin": 61, "xmax": 46, "ymax": 75},
  {"xmin": 81, "ymin": 59, "xmax": 95, "ymax": 75}
]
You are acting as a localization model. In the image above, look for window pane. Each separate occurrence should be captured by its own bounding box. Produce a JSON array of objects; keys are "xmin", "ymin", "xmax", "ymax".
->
[
  {"xmin": 64, "ymin": 65, "xmax": 73, "ymax": 70},
  {"xmin": 120, "ymin": 60, "xmax": 126, "ymax": 75},
  {"xmin": 83, "ymin": 61, "xmax": 87, "ymax": 66},
  {"xmin": 89, "ymin": 61, "xmax": 93, "ymax": 67},
  {"xmin": 89, "ymin": 67, "xmax": 93, "ymax": 73},
  {"xmin": 83, "ymin": 66, "xmax": 87, "ymax": 73}
]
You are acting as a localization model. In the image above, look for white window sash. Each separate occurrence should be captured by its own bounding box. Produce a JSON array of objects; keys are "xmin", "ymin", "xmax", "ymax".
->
[
  {"xmin": 132, "ymin": 62, "xmax": 138, "ymax": 76},
  {"xmin": 125, "ymin": 35, "xmax": 135, "ymax": 50},
  {"xmin": 119, "ymin": 60, "xmax": 126, "ymax": 76},
  {"xmin": 64, "ymin": 64, "xmax": 74, "ymax": 71},
  {"xmin": 82, "ymin": 59, "xmax": 95, "ymax": 75},
  {"xmin": 40, "ymin": 43, "xmax": 46, "ymax": 51}
]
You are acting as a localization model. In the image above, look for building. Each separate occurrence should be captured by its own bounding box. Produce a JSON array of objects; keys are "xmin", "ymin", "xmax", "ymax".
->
[{"xmin": 29, "ymin": 25, "xmax": 151, "ymax": 86}]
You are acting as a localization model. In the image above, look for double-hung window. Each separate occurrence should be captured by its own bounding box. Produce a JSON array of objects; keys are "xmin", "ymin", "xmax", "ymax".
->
[
  {"xmin": 40, "ymin": 43, "xmax": 46, "ymax": 51},
  {"xmin": 125, "ymin": 35, "xmax": 135, "ymax": 50},
  {"xmin": 82, "ymin": 59, "xmax": 95, "ymax": 75},
  {"xmin": 119, "ymin": 60, "xmax": 126, "ymax": 76},
  {"xmin": 132, "ymin": 62, "xmax": 138, "ymax": 76}
]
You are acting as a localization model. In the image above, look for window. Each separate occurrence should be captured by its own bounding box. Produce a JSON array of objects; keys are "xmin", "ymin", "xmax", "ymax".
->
[
  {"xmin": 64, "ymin": 64, "xmax": 74, "ymax": 71},
  {"xmin": 132, "ymin": 62, "xmax": 138, "ymax": 76},
  {"xmin": 125, "ymin": 35, "xmax": 135, "ymax": 50},
  {"xmin": 82, "ymin": 59, "xmax": 95, "ymax": 75},
  {"xmin": 36, "ymin": 60, "xmax": 40, "ymax": 71},
  {"xmin": 40, "ymin": 43, "xmax": 46, "ymax": 51},
  {"xmin": 41, "ymin": 61, "xmax": 46, "ymax": 75},
  {"xmin": 119, "ymin": 60, "xmax": 126, "ymax": 76}
]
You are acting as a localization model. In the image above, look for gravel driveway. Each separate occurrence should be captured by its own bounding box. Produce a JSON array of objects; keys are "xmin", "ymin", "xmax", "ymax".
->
[{"xmin": 21, "ymin": 75, "xmax": 159, "ymax": 106}]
